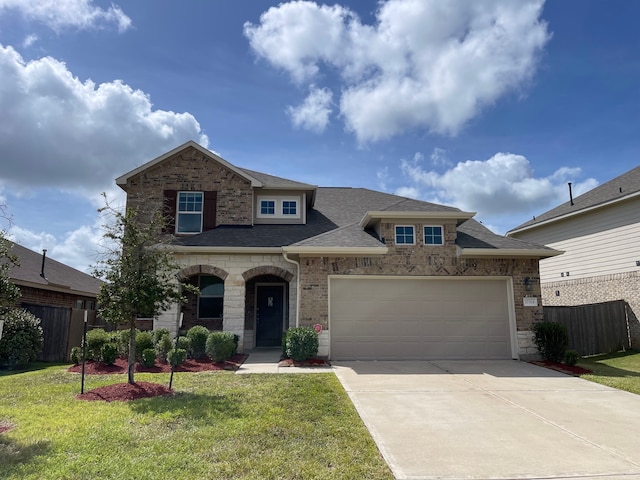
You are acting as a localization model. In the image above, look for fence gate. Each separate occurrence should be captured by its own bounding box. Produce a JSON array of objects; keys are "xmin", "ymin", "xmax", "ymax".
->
[{"xmin": 543, "ymin": 300, "xmax": 630, "ymax": 356}]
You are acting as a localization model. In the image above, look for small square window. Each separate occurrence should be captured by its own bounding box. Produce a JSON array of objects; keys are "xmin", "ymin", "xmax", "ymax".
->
[
  {"xmin": 260, "ymin": 200, "xmax": 275, "ymax": 215},
  {"xmin": 424, "ymin": 226, "xmax": 444, "ymax": 245},
  {"xmin": 395, "ymin": 225, "xmax": 415, "ymax": 245},
  {"xmin": 282, "ymin": 200, "xmax": 297, "ymax": 215}
]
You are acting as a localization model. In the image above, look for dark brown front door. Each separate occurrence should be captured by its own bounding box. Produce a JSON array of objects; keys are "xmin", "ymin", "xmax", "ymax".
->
[{"xmin": 256, "ymin": 284, "xmax": 285, "ymax": 347}]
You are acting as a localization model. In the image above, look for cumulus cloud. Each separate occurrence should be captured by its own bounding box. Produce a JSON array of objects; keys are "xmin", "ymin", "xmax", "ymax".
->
[
  {"xmin": 286, "ymin": 86, "xmax": 333, "ymax": 133},
  {"xmin": 398, "ymin": 152, "xmax": 599, "ymax": 219},
  {"xmin": 0, "ymin": 0, "xmax": 131, "ymax": 32},
  {"xmin": 0, "ymin": 44, "xmax": 209, "ymax": 193},
  {"xmin": 245, "ymin": 0, "xmax": 550, "ymax": 142}
]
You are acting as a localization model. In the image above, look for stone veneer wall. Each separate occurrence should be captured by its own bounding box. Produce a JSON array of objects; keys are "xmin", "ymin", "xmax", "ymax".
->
[
  {"xmin": 541, "ymin": 271, "xmax": 640, "ymax": 347},
  {"xmin": 154, "ymin": 253, "xmax": 297, "ymax": 352},
  {"xmin": 124, "ymin": 146, "xmax": 254, "ymax": 226}
]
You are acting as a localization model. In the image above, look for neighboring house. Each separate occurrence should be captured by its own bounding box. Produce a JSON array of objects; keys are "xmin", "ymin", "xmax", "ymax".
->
[
  {"xmin": 7, "ymin": 242, "xmax": 102, "ymax": 311},
  {"xmin": 507, "ymin": 166, "xmax": 640, "ymax": 346},
  {"xmin": 116, "ymin": 141, "xmax": 559, "ymax": 360}
]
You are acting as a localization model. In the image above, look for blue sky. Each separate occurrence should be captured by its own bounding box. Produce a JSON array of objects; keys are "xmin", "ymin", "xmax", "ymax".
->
[{"xmin": 1, "ymin": 0, "xmax": 639, "ymax": 273}]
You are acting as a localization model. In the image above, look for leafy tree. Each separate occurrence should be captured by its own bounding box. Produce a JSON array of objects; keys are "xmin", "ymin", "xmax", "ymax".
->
[
  {"xmin": 0, "ymin": 230, "xmax": 20, "ymax": 315},
  {"xmin": 93, "ymin": 194, "xmax": 196, "ymax": 384}
]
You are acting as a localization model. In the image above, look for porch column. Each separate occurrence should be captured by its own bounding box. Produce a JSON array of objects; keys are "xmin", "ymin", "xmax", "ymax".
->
[{"xmin": 223, "ymin": 273, "xmax": 246, "ymax": 353}]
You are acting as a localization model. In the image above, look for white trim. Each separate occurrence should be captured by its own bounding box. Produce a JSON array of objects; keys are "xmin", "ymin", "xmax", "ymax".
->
[
  {"xmin": 176, "ymin": 191, "xmax": 204, "ymax": 234},
  {"xmin": 116, "ymin": 140, "xmax": 263, "ymax": 188},
  {"xmin": 282, "ymin": 246, "xmax": 388, "ymax": 256},
  {"xmin": 457, "ymin": 247, "xmax": 563, "ymax": 258},
  {"xmin": 327, "ymin": 275, "xmax": 518, "ymax": 360},
  {"xmin": 361, "ymin": 210, "xmax": 475, "ymax": 228},
  {"xmin": 256, "ymin": 195, "xmax": 302, "ymax": 220},
  {"xmin": 394, "ymin": 225, "xmax": 416, "ymax": 246},
  {"xmin": 171, "ymin": 246, "xmax": 284, "ymax": 254}
]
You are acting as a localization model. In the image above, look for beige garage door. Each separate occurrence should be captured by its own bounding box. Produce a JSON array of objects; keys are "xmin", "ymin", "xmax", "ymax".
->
[{"xmin": 330, "ymin": 277, "xmax": 513, "ymax": 360}]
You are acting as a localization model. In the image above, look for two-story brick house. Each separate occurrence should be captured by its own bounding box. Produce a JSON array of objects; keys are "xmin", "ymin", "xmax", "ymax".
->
[{"xmin": 116, "ymin": 141, "xmax": 559, "ymax": 360}]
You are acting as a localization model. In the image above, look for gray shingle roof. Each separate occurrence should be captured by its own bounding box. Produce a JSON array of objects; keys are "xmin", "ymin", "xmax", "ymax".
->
[
  {"xmin": 509, "ymin": 165, "xmax": 640, "ymax": 233},
  {"xmin": 458, "ymin": 219, "xmax": 556, "ymax": 252},
  {"xmin": 5, "ymin": 242, "xmax": 103, "ymax": 296},
  {"xmin": 238, "ymin": 168, "xmax": 317, "ymax": 190}
]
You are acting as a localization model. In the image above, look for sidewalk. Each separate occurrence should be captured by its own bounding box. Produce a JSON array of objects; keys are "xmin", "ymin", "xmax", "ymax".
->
[{"xmin": 235, "ymin": 348, "xmax": 332, "ymax": 374}]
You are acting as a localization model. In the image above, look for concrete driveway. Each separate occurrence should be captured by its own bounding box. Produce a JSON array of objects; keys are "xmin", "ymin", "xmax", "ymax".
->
[{"xmin": 333, "ymin": 360, "xmax": 640, "ymax": 480}]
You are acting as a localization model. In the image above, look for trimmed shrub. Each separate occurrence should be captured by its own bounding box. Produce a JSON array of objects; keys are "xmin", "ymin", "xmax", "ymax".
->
[
  {"xmin": 86, "ymin": 328, "xmax": 110, "ymax": 361},
  {"xmin": 141, "ymin": 348, "xmax": 157, "ymax": 368},
  {"xmin": 176, "ymin": 336, "xmax": 191, "ymax": 356},
  {"xmin": 0, "ymin": 309, "xmax": 44, "ymax": 368},
  {"xmin": 187, "ymin": 325, "xmax": 210, "ymax": 359},
  {"xmin": 153, "ymin": 328, "xmax": 170, "ymax": 345},
  {"xmin": 205, "ymin": 332, "xmax": 236, "ymax": 362},
  {"xmin": 70, "ymin": 346, "xmax": 82, "ymax": 365},
  {"xmin": 284, "ymin": 327, "xmax": 319, "ymax": 362},
  {"xmin": 135, "ymin": 331, "xmax": 155, "ymax": 360},
  {"xmin": 168, "ymin": 348, "xmax": 187, "ymax": 367},
  {"xmin": 564, "ymin": 349, "xmax": 579, "ymax": 366},
  {"xmin": 101, "ymin": 343, "xmax": 118, "ymax": 366},
  {"xmin": 532, "ymin": 321, "xmax": 569, "ymax": 362},
  {"xmin": 155, "ymin": 333, "xmax": 173, "ymax": 362},
  {"xmin": 116, "ymin": 329, "xmax": 133, "ymax": 358}
]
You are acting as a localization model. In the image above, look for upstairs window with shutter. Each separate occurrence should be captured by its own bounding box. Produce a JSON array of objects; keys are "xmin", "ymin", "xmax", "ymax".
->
[
  {"xmin": 177, "ymin": 192, "xmax": 203, "ymax": 234},
  {"xmin": 164, "ymin": 190, "xmax": 217, "ymax": 234}
]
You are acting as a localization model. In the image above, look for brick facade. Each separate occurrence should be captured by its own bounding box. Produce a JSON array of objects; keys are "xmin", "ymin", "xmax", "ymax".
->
[
  {"xmin": 124, "ymin": 146, "xmax": 254, "ymax": 227},
  {"xmin": 541, "ymin": 271, "xmax": 640, "ymax": 346},
  {"xmin": 18, "ymin": 285, "xmax": 97, "ymax": 310}
]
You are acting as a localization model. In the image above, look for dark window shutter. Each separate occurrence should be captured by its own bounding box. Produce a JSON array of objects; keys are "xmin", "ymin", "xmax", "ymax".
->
[
  {"xmin": 163, "ymin": 190, "xmax": 177, "ymax": 234},
  {"xmin": 203, "ymin": 191, "xmax": 217, "ymax": 231}
]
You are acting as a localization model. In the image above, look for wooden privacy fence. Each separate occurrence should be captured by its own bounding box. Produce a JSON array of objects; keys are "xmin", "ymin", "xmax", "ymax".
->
[
  {"xmin": 543, "ymin": 300, "xmax": 630, "ymax": 356},
  {"xmin": 22, "ymin": 304, "xmax": 97, "ymax": 362}
]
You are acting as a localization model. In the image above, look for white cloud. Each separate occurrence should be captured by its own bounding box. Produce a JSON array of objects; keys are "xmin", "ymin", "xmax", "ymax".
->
[
  {"xmin": 0, "ymin": 44, "xmax": 209, "ymax": 194},
  {"xmin": 22, "ymin": 34, "xmax": 38, "ymax": 48},
  {"xmin": 286, "ymin": 86, "xmax": 333, "ymax": 133},
  {"xmin": 398, "ymin": 152, "xmax": 599, "ymax": 218},
  {"xmin": 376, "ymin": 166, "xmax": 389, "ymax": 191},
  {"xmin": 245, "ymin": 0, "xmax": 550, "ymax": 142},
  {"xmin": 0, "ymin": 0, "xmax": 131, "ymax": 32}
]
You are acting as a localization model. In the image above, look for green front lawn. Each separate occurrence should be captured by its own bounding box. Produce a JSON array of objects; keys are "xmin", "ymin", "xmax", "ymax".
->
[
  {"xmin": 0, "ymin": 366, "xmax": 392, "ymax": 480},
  {"xmin": 578, "ymin": 349, "xmax": 640, "ymax": 395}
]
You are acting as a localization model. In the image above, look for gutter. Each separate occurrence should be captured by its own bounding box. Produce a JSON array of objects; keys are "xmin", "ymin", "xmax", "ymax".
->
[
  {"xmin": 457, "ymin": 247, "xmax": 564, "ymax": 259},
  {"xmin": 281, "ymin": 252, "xmax": 301, "ymax": 328}
]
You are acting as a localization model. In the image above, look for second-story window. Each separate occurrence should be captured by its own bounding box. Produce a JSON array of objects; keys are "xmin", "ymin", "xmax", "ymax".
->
[
  {"xmin": 177, "ymin": 192, "xmax": 203, "ymax": 234},
  {"xmin": 395, "ymin": 225, "xmax": 415, "ymax": 245},
  {"xmin": 282, "ymin": 200, "xmax": 297, "ymax": 215},
  {"xmin": 424, "ymin": 226, "xmax": 444, "ymax": 245},
  {"xmin": 260, "ymin": 200, "xmax": 276, "ymax": 215}
]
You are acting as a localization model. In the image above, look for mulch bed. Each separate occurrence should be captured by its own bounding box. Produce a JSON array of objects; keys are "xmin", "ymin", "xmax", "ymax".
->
[
  {"xmin": 278, "ymin": 358, "xmax": 330, "ymax": 367},
  {"xmin": 77, "ymin": 382, "xmax": 172, "ymax": 402},
  {"xmin": 530, "ymin": 360, "xmax": 592, "ymax": 376},
  {"xmin": 67, "ymin": 354, "xmax": 247, "ymax": 375}
]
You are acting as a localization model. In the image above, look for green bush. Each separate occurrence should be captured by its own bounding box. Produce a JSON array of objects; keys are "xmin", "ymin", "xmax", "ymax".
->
[
  {"xmin": 564, "ymin": 349, "xmax": 579, "ymax": 366},
  {"xmin": 176, "ymin": 336, "xmax": 191, "ymax": 356},
  {"xmin": 135, "ymin": 331, "xmax": 154, "ymax": 360},
  {"xmin": 116, "ymin": 329, "xmax": 133, "ymax": 358},
  {"xmin": 101, "ymin": 343, "xmax": 118, "ymax": 366},
  {"xmin": 187, "ymin": 325, "xmax": 210, "ymax": 358},
  {"xmin": 141, "ymin": 348, "xmax": 157, "ymax": 368},
  {"xmin": 86, "ymin": 328, "xmax": 110, "ymax": 361},
  {"xmin": 155, "ymin": 333, "xmax": 173, "ymax": 362},
  {"xmin": 70, "ymin": 346, "xmax": 82, "ymax": 365},
  {"xmin": 167, "ymin": 348, "xmax": 187, "ymax": 367},
  {"xmin": 0, "ymin": 309, "xmax": 44, "ymax": 368},
  {"xmin": 205, "ymin": 332, "xmax": 236, "ymax": 362},
  {"xmin": 153, "ymin": 328, "xmax": 170, "ymax": 345},
  {"xmin": 532, "ymin": 321, "xmax": 569, "ymax": 362},
  {"xmin": 284, "ymin": 327, "xmax": 319, "ymax": 362}
]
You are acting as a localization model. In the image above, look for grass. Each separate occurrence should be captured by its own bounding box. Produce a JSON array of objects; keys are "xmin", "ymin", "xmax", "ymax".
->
[
  {"xmin": 0, "ymin": 365, "xmax": 393, "ymax": 480},
  {"xmin": 577, "ymin": 349, "xmax": 640, "ymax": 395}
]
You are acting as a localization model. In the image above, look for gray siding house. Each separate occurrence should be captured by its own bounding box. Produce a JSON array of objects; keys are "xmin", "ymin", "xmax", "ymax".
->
[{"xmin": 116, "ymin": 141, "xmax": 559, "ymax": 360}]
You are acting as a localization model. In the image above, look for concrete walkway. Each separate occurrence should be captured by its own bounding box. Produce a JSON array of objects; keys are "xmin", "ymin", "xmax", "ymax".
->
[
  {"xmin": 234, "ymin": 348, "xmax": 333, "ymax": 374},
  {"xmin": 334, "ymin": 360, "xmax": 640, "ymax": 480}
]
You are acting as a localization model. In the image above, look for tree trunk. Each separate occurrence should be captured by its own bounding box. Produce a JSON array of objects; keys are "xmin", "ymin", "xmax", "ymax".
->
[{"xmin": 128, "ymin": 320, "xmax": 136, "ymax": 384}]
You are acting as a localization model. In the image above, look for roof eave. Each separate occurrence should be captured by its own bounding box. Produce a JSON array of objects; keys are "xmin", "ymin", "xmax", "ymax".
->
[
  {"xmin": 360, "ymin": 210, "xmax": 476, "ymax": 229},
  {"xmin": 168, "ymin": 246, "xmax": 283, "ymax": 254},
  {"xmin": 12, "ymin": 279, "xmax": 100, "ymax": 298},
  {"xmin": 457, "ymin": 247, "xmax": 564, "ymax": 259},
  {"xmin": 282, "ymin": 246, "xmax": 388, "ymax": 256},
  {"xmin": 116, "ymin": 141, "xmax": 263, "ymax": 189}
]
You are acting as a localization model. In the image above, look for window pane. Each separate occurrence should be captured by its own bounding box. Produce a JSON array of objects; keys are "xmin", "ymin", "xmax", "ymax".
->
[
  {"xmin": 199, "ymin": 297, "xmax": 223, "ymax": 318},
  {"xmin": 395, "ymin": 226, "xmax": 414, "ymax": 244},
  {"xmin": 199, "ymin": 275, "xmax": 224, "ymax": 296},
  {"xmin": 177, "ymin": 213, "xmax": 202, "ymax": 233},
  {"xmin": 261, "ymin": 200, "xmax": 275, "ymax": 215},
  {"xmin": 178, "ymin": 192, "xmax": 203, "ymax": 212},
  {"xmin": 424, "ymin": 226, "xmax": 443, "ymax": 245},
  {"xmin": 283, "ymin": 201, "xmax": 297, "ymax": 215}
]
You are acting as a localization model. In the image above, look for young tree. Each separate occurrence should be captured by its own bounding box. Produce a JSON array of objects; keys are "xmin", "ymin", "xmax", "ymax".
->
[
  {"xmin": 0, "ymin": 206, "xmax": 20, "ymax": 315},
  {"xmin": 93, "ymin": 195, "xmax": 196, "ymax": 384}
]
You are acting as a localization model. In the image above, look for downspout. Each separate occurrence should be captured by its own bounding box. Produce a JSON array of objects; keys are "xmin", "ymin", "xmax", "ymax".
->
[{"xmin": 282, "ymin": 251, "xmax": 300, "ymax": 328}]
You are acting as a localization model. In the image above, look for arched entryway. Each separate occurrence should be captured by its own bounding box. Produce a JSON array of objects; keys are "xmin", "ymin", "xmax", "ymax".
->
[
  {"xmin": 243, "ymin": 267, "xmax": 293, "ymax": 348},
  {"xmin": 176, "ymin": 265, "xmax": 228, "ymax": 332}
]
